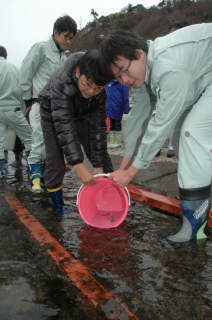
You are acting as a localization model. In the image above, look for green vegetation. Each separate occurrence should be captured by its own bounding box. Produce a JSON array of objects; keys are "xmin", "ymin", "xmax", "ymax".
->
[{"xmin": 69, "ymin": 0, "xmax": 212, "ymax": 53}]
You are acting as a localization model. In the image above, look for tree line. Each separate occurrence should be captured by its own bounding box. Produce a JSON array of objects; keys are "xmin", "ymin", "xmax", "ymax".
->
[{"xmin": 69, "ymin": 0, "xmax": 212, "ymax": 53}]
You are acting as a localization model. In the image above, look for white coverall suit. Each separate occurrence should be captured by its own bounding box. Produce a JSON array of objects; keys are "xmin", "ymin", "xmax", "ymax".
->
[
  {"xmin": 0, "ymin": 57, "xmax": 32, "ymax": 161},
  {"xmin": 20, "ymin": 37, "xmax": 67, "ymax": 165},
  {"xmin": 124, "ymin": 23, "xmax": 212, "ymax": 242}
]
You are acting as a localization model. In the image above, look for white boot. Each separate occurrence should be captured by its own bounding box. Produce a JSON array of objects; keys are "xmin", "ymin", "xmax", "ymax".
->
[
  {"xmin": 111, "ymin": 131, "xmax": 122, "ymax": 149},
  {"xmin": 107, "ymin": 131, "xmax": 115, "ymax": 149}
]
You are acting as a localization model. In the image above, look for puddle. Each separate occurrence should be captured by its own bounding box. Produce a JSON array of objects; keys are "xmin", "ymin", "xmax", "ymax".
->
[{"xmin": 0, "ymin": 151, "xmax": 212, "ymax": 319}]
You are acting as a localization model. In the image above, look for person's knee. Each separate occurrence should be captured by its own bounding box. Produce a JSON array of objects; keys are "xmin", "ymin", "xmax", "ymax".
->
[{"xmin": 180, "ymin": 119, "xmax": 195, "ymax": 147}]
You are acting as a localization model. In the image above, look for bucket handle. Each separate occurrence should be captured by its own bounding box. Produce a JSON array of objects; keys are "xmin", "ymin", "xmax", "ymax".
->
[{"xmin": 76, "ymin": 173, "xmax": 131, "ymax": 206}]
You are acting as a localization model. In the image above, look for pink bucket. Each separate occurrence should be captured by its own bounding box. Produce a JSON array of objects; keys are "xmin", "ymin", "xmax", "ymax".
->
[{"xmin": 77, "ymin": 174, "xmax": 130, "ymax": 229}]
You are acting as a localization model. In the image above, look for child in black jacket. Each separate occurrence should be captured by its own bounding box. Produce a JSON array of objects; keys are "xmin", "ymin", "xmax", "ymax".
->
[{"xmin": 39, "ymin": 50, "xmax": 113, "ymax": 215}]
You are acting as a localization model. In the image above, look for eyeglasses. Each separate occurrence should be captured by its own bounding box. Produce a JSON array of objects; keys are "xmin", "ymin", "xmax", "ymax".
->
[
  {"xmin": 61, "ymin": 32, "xmax": 75, "ymax": 42},
  {"xmin": 80, "ymin": 79, "xmax": 104, "ymax": 93},
  {"xmin": 115, "ymin": 60, "xmax": 131, "ymax": 80}
]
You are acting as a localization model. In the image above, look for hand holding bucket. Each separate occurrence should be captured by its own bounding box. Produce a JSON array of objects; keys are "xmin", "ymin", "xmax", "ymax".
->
[{"xmin": 77, "ymin": 174, "xmax": 130, "ymax": 229}]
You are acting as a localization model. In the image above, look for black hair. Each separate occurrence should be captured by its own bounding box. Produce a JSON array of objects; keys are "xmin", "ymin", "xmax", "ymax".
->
[
  {"xmin": 78, "ymin": 49, "xmax": 110, "ymax": 86},
  {"xmin": 0, "ymin": 46, "xmax": 7, "ymax": 59},
  {"xmin": 181, "ymin": 21, "xmax": 190, "ymax": 27},
  {"xmin": 99, "ymin": 30, "xmax": 148, "ymax": 79},
  {"xmin": 168, "ymin": 22, "xmax": 183, "ymax": 33},
  {"xmin": 52, "ymin": 15, "xmax": 77, "ymax": 37}
]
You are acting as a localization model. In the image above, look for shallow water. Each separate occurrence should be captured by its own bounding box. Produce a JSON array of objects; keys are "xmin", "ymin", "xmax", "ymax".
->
[{"xmin": 0, "ymin": 152, "xmax": 212, "ymax": 319}]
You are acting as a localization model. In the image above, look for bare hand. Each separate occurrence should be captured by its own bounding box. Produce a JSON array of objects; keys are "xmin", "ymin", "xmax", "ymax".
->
[
  {"xmin": 108, "ymin": 166, "xmax": 140, "ymax": 187},
  {"xmin": 74, "ymin": 163, "xmax": 97, "ymax": 186},
  {"xmin": 108, "ymin": 170, "xmax": 133, "ymax": 187}
]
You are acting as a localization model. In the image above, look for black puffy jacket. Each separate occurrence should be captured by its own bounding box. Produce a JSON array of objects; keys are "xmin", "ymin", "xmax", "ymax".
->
[{"xmin": 39, "ymin": 52, "xmax": 108, "ymax": 167}]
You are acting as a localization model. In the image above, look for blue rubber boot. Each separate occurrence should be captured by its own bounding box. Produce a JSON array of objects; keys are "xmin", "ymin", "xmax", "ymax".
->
[
  {"xmin": 48, "ymin": 187, "xmax": 71, "ymax": 216},
  {"xmin": 0, "ymin": 161, "xmax": 6, "ymax": 179},
  {"xmin": 29, "ymin": 163, "xmax": 45, "ymax": 193},
  {"xmin": 130, "ymin": 199, "xmax": 136, "ymax": 207},
  {"xmin": 168, "ymin": 185, "xmax": 211, "ymax": 243}
]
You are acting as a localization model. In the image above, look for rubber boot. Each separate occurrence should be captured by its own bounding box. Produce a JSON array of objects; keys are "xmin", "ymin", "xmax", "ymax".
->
[
  {"xmin": 0, "ymin": 160, "xmax": 6, "ymax": 179},
  {"xmin": 167, "ymin": 149, "xmax": 175, "ymax": 158},
  {"xmin": 107, "ymin": 131, "xmax": 115, "ymax": 149},
  {"xmin": 155, "ymin": 150, "xmax": 161, "ymax": 157},
  {"xmin": 25, "ymin": 151, "xmax": 30, "ymax": 166},
  {"xmin": 48, "ymin": 187, "xmax": 71, "ymax": 216},
  {"xmin": 11, "ymin": 152, "xmax": 23, "ymax": 167},
  {"xmin": 4, "ymin": 151, "xmax": 8, "ymax": 164},
  {"xmin": 167, "ymin": 140, "xmax": 175, "ymax": 158},
  {"xmin": 111, "ymin": 131, "xmax": 122, "ymax": 149},
  {"xmin": 29, "ymin": 163, "xmax": 45, "ymax": 193},
  {"xmin": 130, "ymin": 200, "xmax": 136, "ymax": 207},
  {"xmin": 168, "ymin": 185, "xmax": 211, "ymax": 243}
]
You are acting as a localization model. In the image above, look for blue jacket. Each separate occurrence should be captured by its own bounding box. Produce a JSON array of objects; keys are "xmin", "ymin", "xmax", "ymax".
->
[{"xmin": 106, "ymin": 80, "xmax": 129, "ymax": 121}]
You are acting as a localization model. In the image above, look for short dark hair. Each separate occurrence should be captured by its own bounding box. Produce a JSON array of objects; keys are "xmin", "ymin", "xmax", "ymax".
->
[
  {"xmin": 0, "ymin": 46, "xmax": 7, "ymax": 59},
  {"xmin": 168, "ymin": 22, "xmax": 183, "ymax": 33},
  {"xmin": 181, "ymin": 21, "xmax": 190, "ymax": 27},
  {"xmin": 78, "ymin": 50, "xmax": 110, "ymax": 86},
  {"xmin": 52, "ymin": 15, "xmax": 77, "ymax": 37},
  {"xmin": 99, "ymin": 30, "xmax": 148, "ymax": 79}
]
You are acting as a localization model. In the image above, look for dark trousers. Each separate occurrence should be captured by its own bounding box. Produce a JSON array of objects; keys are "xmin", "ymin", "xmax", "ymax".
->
[
  {"xmin": 41, "ymin": 117, "xmax": 114, "ymax": 190},
  {"xmin": 13, "ymin": 136, "xmax": 24, "ymax": 155},
  {"xmin": 12, "ymin": 109, "xmax": 30, "ymax": 155},
  {"xmin": 110, "ymin": 118, "xmax": 122, "ymax": 131},
  {"xmin": 4, "ymin": 136, "xmax": 24, "ymax": 155}
]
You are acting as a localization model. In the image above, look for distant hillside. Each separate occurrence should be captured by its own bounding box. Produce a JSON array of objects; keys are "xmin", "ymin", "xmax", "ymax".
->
[{"xmin": 68, "ymin": 0, "xmax": 212, "ymax": 53}]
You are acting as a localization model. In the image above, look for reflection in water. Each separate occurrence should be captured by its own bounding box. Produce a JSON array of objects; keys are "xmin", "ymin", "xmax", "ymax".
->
[
  {"xmin": 1, "ymin": 151, "xmax": 212, "ymax": 319},
  {"xmin": 0, "ymin": 276, "xmax": 59, "ymax": 320},
  {"xmin": 123, "ymin": 205, "xmax": 212, "ymax": 319},
  {"xmin": 78, "ymin": 224, "xmax": 131, "ymax": 273}
]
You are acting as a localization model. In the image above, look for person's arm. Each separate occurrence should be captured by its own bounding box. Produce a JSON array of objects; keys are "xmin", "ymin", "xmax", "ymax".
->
[
  {"xmin": 74, "ymin": 163, "xmax": 97, "ymax": 186},
  {"xmin": 0, "ymin": 62, "xmax": 23, "ymax": 108},
  {"xmin": 108, "ymin": 156, "xmax": 136, "ymax": 187},
  {"xmin": 133, "ymin": 70, "xmax": 191, "ymax": 170},
  {"xmin": 20, "ymin": 43, "xmax": 44, "ymax": 107},
  {"xmin": 119, "ymin": 156, "xmax": 134, "ymax": 170},
  {"xmin": 108, "ymin": 165, "xmax": 140, "ymax": 187},
  {"xmin": 123, "ymin": 86, "xmax": 156, "ymax": 159},
  {"xmin": 48, "ymin": 77, "xmax": 97, "ymax": 186},
  {"xmin": 107, "ymin": 86, "xmax": 155, "ymax": 186},
  {"xmin": 109, "ymin": 70, "xmax": 191, "ymax": 187}
]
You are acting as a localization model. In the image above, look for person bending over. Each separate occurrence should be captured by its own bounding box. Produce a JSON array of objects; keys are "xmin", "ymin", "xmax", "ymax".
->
[{"xmin": 39, "ymin": 50, "xmax": 114, "ymax": 215}]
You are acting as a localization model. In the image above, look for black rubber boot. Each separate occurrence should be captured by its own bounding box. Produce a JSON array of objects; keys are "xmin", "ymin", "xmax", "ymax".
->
[
  {"xmin": 11, "ymin": 152, "xmax": 23, "ymax": 167},
  {"xmin": 4, "ymin": 151, "xmax": 8, "ymax": 164}
]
